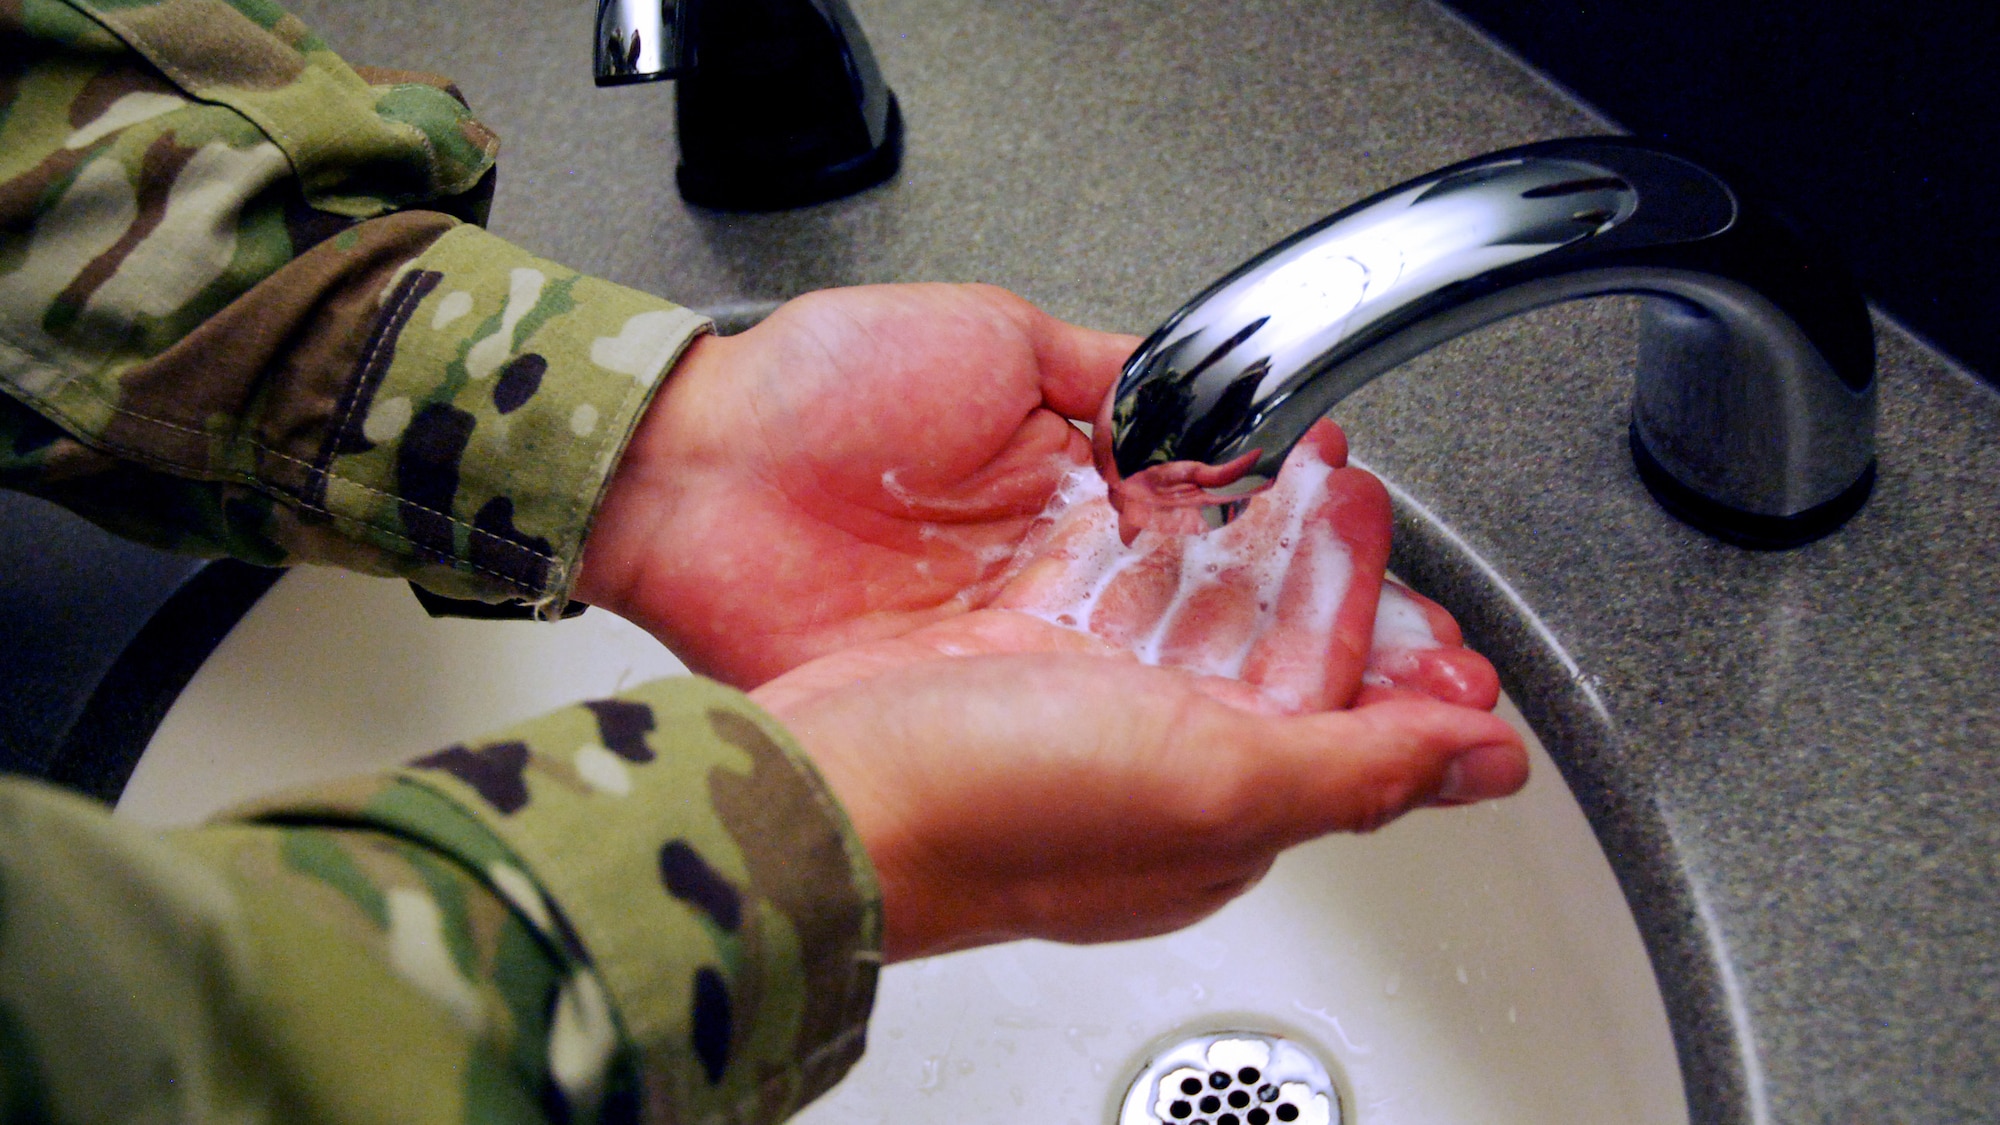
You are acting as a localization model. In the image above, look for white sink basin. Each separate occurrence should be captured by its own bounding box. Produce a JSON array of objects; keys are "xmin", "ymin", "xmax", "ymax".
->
[{"xmin": 121, "ymin": 565, "xmax": 1689, "ymax": 1125}]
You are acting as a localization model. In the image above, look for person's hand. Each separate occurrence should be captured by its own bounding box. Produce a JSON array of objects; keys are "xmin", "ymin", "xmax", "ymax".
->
[
  {"xmin": 749, "ymin": 423, "xmax": 1524, "ymax": 961},
  {"xmin": 575, "ymin": 283, "xmax": 1135, "ymax": 686},
  {"xmin": 753, "ymin": 619, "xmax": 1526, "ymax": 963},
  {"xmin": 762, "ymin": 652, "xmax": 1527, "ymax": 962},
  {"xmin": 1356, "ymin": 578, "xmax": 1501, "ymax": 711},
  {"xmin": 994, "ymin": 419, "xmax": 1501, "ymax": 714}
]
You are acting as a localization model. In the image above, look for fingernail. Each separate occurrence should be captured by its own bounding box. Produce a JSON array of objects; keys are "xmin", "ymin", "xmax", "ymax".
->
[{"xmin": 1437, "ymin": 743, "xmax": 1524, "ymax": 804}]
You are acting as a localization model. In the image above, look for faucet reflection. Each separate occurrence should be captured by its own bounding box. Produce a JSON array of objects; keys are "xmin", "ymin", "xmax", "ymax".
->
[{"xmin": 1096, "ymin": 137, "xmax": 1875, "ymax": 549}]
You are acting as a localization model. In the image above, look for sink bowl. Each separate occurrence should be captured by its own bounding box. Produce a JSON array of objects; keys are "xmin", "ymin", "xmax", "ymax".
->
[
  {"xmin": 117, "ymin": 565, "xmax": 686, "ymax": 823},
  {"xmin": 121, "ymin": 559, "xmax": 1688, "ymax": 1125},
  {"xmin": 789, "ymin": 698, "xmax": 1685, "ymax": 1125}
]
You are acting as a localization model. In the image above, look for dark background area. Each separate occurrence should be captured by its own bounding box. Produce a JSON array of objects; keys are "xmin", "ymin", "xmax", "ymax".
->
[{"xmin": 1440, "ymin": 0, "xmax": 2000, "ymax": 386}]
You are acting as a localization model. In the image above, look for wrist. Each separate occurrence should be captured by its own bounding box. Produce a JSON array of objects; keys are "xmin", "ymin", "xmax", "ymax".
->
[{"xmin": 573, "ymin": 330, "xmax": 728, "ymax": 613}]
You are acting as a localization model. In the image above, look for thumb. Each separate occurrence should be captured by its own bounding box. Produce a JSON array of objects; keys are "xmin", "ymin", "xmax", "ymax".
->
[
  {"xmin": 1252, "ymin": 699, "xmax": 1529, "ymax": 839},
  {"xmin": 1005, "ymin": 300, "xmax": 1142, "ymax": 421}
]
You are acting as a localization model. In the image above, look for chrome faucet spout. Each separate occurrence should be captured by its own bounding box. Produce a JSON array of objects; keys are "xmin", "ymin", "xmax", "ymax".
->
[{"xmin": 1096, "ymin": 137, "xmax": 1876, "ymax": 549}]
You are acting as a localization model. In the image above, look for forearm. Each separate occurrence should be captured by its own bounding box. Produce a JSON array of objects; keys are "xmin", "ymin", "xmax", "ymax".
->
[
  {"xmin": 0, "ymin": 0, "xmax": 707, "ymax": 611},
  {"xmin": 0, "ymin": 678, "xmax": 880, "ymax": 1124}
]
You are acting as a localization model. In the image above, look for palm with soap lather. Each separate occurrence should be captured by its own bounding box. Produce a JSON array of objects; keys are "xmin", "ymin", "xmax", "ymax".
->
[
  {"xmin": 577, "ymin": 282, "xmax": 1496, "ymax": 710},
  {"xmin": 576, "ymin": 283, "xmax": 1523, "ymax": 961}
]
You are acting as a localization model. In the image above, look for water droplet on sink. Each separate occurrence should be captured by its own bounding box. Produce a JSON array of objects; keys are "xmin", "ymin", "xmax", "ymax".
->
[
  {"xmin": 1455, "ymin": 965, "xmax": 1469, "ymax": 985},
  {"xmin": 1383, "ymin": 974, "xmax": 1401, "ymax": 996},
  {"xmin": 1508, "ymin": 1006, "xmax": 1519, "ymax": 1024},
  {"xmin": 917, "ymin": 1056, "xmax": 944, "ymax": 1092}
]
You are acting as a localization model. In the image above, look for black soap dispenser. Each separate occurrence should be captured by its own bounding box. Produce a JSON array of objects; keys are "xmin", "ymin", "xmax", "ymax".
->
[{"xmin": 594, "ymin": 0, "xmax": 904, "ymax": 211}]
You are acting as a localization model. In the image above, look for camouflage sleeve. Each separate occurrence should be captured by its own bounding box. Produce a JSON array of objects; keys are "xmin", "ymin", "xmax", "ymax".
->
[
  {"xmin": 0, "ymin": 678, "xmax": 881, "ymax": 1124},
  {"xmin": 0, "ymin": 0, "xmax": 710, "ymax": 610}
]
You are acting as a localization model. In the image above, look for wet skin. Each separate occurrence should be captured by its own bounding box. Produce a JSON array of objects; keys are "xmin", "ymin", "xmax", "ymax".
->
[{"xmin": 576, "ymin": 283, "xmax": 1527, "ymax": 961}]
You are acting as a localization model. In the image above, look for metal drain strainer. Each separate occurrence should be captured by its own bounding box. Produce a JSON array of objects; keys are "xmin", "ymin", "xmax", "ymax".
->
[{"xmin": 1117, "ymin": 1031, "xmax": 1341, "ymax": 1125}]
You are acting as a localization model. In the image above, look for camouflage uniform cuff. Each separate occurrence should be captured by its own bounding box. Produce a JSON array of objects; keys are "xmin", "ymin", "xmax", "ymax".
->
[
  {"xmin": 395, "ymin": 676, "xmax": 883, "ymax": 1124},
  {"xmin": 325, "ymin": 225, "xmax": 709, "ymax": 612}
]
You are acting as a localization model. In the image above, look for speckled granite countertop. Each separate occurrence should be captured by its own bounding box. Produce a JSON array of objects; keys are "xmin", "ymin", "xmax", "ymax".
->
[{"xmin": 243, "ymin": 0, "xmax": 2000, "ymax": 1117}]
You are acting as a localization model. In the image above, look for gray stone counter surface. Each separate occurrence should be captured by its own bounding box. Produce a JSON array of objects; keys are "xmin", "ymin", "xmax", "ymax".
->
[{"xmin": 284, "ymin": 0, "xmax": 1998, "ymax": 1118}]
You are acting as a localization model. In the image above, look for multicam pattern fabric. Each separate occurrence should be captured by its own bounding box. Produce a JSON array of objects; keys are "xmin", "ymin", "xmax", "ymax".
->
[
  {"xmin": 0, "ymin": 678, "xmax": 881, "ymax": 1125},
  {"xmin": 0, "ymin": 0, "xmax": 711, "ymax": 611},
  {"xmin": 0, "ymin": 2, "xmax": 883, "ymax": 1122}
]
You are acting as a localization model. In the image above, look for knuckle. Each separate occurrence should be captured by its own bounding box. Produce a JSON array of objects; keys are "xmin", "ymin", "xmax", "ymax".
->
[{"xmin": 1347, "ymin": 777, "xmax": 1424, "ymax": 834}]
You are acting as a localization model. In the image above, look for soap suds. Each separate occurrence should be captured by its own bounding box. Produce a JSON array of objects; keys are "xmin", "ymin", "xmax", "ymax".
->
[
  {"xmin": 1371, "ymin": 581, "xmax": 1438, "ymax": 652},
  {"xmin": 1002, "ymin": 440, "xmax": 1354, "ymax": 685}
]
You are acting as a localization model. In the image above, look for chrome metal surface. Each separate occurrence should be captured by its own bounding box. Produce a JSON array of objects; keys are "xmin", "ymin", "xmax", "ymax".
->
[
  {"xmin": 1117, "ymin": 1031, "xmax": 1342, "ymax": 1125},
  {"xmin": 594, "ymin": 0, "xmax": 686, "ymax": 84},
  {"xmin": 593, "ymin": 0, "xmax": 902, "ymax": 209},
  {"xmin": 1096, "ymin": 137, "xmax": 1877, "ymax": 546}
]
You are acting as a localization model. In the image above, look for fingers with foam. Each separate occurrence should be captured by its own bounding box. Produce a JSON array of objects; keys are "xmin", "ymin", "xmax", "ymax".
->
[
  {"xmin": 1000, "ymin": 420, "xmax": 1392, "ymax": 712},
  {"xmin": 1354, "ymin": 580, "xmax": 1501, "ymax": 709}
]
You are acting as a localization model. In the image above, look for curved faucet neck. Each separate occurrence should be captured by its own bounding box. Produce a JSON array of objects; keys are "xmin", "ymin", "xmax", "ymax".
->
[{"xmin": 1099, "ymin": 137, "xmax": 1876, "ymax": 549}]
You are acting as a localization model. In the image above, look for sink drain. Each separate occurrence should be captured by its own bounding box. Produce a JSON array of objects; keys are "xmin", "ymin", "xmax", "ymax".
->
[{"xmin": 1117, "ymin": 1031, "xmax": 1340, "ymax": 1125}]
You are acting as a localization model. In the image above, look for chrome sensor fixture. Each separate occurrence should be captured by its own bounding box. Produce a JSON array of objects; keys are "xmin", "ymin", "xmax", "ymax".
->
[{"xmin": 1096, "ymin": 137, "xmax": 1876, "ymax": 549}]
